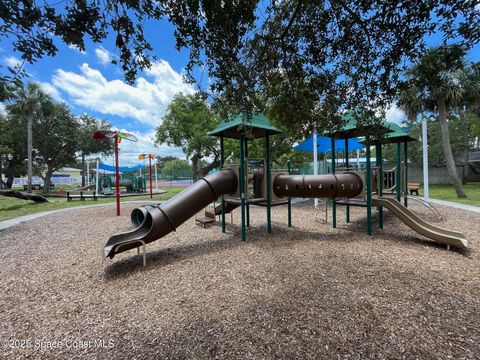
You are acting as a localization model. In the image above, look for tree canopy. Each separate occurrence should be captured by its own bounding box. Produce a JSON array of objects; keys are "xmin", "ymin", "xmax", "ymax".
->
[
  {"xmin": 156, "ymin": 92, "xmax": 221, "ymax": 179},
  {"xmin": 1, "ymin": 1, "xmax": 479, "ymax": 129},
  {"xmin": 397, "ymin": 45, "xmax": 479, "ymax": 197},
  {"xmin": 1, "ymin": 82, "xmax": 114, "ymax": 191}
]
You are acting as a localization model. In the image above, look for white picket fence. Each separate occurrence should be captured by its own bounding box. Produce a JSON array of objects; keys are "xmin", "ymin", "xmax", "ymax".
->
[{"xmin": 13, "ymin": 176, "xmax": 84, "ymax": 186}]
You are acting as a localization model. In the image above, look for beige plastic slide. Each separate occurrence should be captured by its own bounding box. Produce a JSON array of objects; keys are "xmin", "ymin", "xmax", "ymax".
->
[{"xmin": 373, "ymin": 197, "xmax": 468, "ymax": 249}]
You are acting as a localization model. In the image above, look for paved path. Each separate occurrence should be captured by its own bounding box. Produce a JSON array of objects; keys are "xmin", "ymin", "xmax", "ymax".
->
[
  {"xmin": 428, "ymin": 198, "xmax": 480, "ymax": 214},
  {"xmin": 0, "ymin": 201, "xmax": 161, "ymax": 231}
]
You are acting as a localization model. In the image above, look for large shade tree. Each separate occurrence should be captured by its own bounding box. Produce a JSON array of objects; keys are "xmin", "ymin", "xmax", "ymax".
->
[
  {"xmin": 1, "ymin": 1, "xmax": 478, "ymax": 126},
  {"xmin": 6, "ymin": 83, "xmax": 53, "ymax": 192},
  {"xmin": 0, "ymin": 113, "xmax": 30, "ymax": 189},
  {"xmin": 399, "ymin": 46, "xmax": 480, "ymax": 198},
  {"xmin": 32, "ymin": 102, "xmax": 81, "ymax": 193},
  {"xmin": 156, "ymin": 93, "xmax": 221, "ymax": 180}
]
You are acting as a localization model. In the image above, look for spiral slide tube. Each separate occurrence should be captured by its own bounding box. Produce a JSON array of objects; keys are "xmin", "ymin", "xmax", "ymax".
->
[{"xmin": 103, "ymin": 169, "xmax": 238, "ymax": 259}]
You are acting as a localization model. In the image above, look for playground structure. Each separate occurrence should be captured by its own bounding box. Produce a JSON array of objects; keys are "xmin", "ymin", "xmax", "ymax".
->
[
  {"xmin": 97, "ymin": 173, "xmax": 146, "ymax": 195},
  {"xmin": 103, "ymin": 113, "xmax": 467, "ymax": 265}
]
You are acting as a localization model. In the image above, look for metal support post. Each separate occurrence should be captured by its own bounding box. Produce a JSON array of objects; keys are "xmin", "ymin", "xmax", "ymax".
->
[
  {"xmin": 331, "ymin": 137, "xmax": 336, "ymax": 228},
  {"xmin": 239, "ymin": 134, "xmax": 246, "ymax": 241},
  {"xmin": 266, "ymin": 133, "xmax": 272, "ymax": 233},
  {"xmin": 404, "ymin": 141, "xmax": 408, "ymax": 207},
  {"xmin": 345, "ymin": 138, "xmax": 350, "ymax": 223},
  {"xmin": 366, "ymin": 141, "xmax": 372, "ymax": 235},
  {"xmin": 220, "ymin": 136, "xmax": 226, "ymax": 233},
  {"xmin": 287, "ymin": 160, "xmax": 292, "ymax": 227},
  {"xmin": 376, "ymin": 142, "xmax": 383, "ymax": 229},
  {"xmin": 245, "ymin": 139, "xmax": 250, "ymax": 227},
  {"xmin": 422, "ymin": 118, "xmax": 430, "ymax": 202},
  {"xmin": 396, "ymin": 142, "xmax": 401, "ymax": 202}
]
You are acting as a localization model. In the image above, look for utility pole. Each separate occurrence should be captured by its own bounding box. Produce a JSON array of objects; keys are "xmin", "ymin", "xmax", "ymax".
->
[{"xmin": 422, "ymin": 118, "xmax": 429, "ymax": 202}]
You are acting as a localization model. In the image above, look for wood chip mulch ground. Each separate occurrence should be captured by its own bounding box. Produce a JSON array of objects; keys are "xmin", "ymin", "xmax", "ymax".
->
[{"xmin": 0, "ymin": 199, "xmax": 479, "ymax": 359}]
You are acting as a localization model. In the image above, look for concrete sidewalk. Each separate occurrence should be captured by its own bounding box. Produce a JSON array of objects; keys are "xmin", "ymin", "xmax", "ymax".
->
[
  {"xmin": 428, "ymin": 198, "xmax": 480, "ymax": 214},
  {"xmin": 0, "ymin": 201, "xmax": 161, "ymax": 231}
]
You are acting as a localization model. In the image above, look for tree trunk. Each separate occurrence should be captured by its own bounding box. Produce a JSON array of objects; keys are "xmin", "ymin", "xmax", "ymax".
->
[
  {"xmin": 43, "ymin": 169, "xmax": 53, "ymax": 194},
  {"xmin": 0, "ymin": 189, "xmax": 48, "ymax": 202},
  {"xmin": 27, "ymin": 114, "xmax": 33, "ymax": 193},
  {"xmin": 6, "ymin": 175, "xmax": 14, "ymax": 189},
  {"xmin": 200, "ymin": 159, "xmax": 220, "ymax": 177},
  {"xmin": 436, "ymin": 98, "xmax": 467, "ymax": 198},
  {"xmin": 81, "ymin": 152, "xmax": 86, "ymax": 187},
  {"xmin": 0, "ymin": 158, "xmax": 3, "ymax": 189},
  {"xmin": 191, "ymin": 154, "xmax": 201, "ymax": 181}
]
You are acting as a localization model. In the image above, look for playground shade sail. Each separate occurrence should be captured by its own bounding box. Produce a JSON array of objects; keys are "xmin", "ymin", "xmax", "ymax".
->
[
  {"xmin": 99, "ymin": 162, "xmax": 144, "ymax": 173},
  {"xmin": 294, "ymin": 135, "xmax": 364, "ymax": 154}
]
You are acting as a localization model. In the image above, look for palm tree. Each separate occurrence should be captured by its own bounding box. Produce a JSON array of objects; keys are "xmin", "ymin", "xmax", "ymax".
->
[
  {"xmin": 402, "ymin": 45, "xmax": 479, "ymax": 198},
  {"xmin": 7, "ymin": 83, "xmax": 51, "ymax": 193}
]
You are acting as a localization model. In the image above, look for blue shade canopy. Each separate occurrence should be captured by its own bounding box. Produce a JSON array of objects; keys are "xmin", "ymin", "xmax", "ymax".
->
[
  {"xmin": 98, "ymin": 162, "xmax": 144, "ymax": 173},
  {"xmin": 294, "ymin": 135, "xmax": 364, "ymax": 154}
]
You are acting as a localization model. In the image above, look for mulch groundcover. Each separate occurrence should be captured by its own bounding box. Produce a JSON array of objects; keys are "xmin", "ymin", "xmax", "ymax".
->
[{"xmin": 0, "ymin": 200, "xmax": 478, "ymax": 359}]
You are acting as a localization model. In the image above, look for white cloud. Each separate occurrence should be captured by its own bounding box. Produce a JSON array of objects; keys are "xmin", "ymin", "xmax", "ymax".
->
[
  {"xmin": 68, "ymin": 44, "xmax": 86, "ymax": 55},
  {"xmin": 95, "ymin": 46, "xmax": 112, "ymax": 65},
  {"xmin": 37, "ymin": 82, "xmax": 63, "ymax": 101},
  {"xmin": 385, "ymin": 103, "xmax": 406, "ymax": 125},
  {"xmin": 50, "ymin": 61, "xmax": 194, "ymax": 127},
  {"xmin": 3, "ymin": 56, "xmax": 22, "ymax": 70},
  {"xmin": 0, "ymin": 103, "xmax": 6, "ymax": 116}
]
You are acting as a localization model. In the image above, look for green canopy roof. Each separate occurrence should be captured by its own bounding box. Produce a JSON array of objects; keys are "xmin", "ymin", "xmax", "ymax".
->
[
  {"xmin": 328, "ymin": 110, "xmax": 393, "ymax": 139},
  {"xmin": 359, "ymin": 122, "xmax": 416, "ymax": 145},
  {"xmin": 382, "ymin": 122, "xmax": 416, "ymax": 144},
  {"xmin": 208, "ymin": 113, "xmax": 282, "ymax": 139}
]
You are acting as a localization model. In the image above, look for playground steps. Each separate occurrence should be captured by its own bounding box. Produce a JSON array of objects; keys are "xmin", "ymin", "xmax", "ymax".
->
[
  {"xmin": 196, "ymin": 202, "xmax": 239, "ymax": 228},
  {"xmin": 195, "ymin": 212, "xmax": 216, "ymax": 228}
]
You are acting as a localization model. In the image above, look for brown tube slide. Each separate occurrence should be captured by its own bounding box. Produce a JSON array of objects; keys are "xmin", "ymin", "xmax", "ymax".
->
[
  {"xmin": 273, "ymin": 173, "xmax": 363, "ymax": 199},
  {"xmin": 103, "ymin": 169, "xmax": 238, "ymax": 259}
]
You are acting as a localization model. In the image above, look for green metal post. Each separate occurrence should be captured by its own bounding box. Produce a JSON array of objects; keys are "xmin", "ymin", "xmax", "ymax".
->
[
  {"xmin": 404, "ymin": 141, "xmax": 408, "ymax": 207},
  {"xmin": 266, "ymin": 132, "xmax": 272, "ymax": 233},
  {"xmin": 345, "ymin": 138, "xmax": 350, "ymax": 223},
  {"xmin": 366, "ymin": 140, "xmax": 372, "ymax": 235},
  {"xmin": 245, "ymin": 138, "xmax": 250, "ymax": 227},
  {"xmin": 220, "ymin": 135, "xmax": 226, "ymax": 233},
  {"xmin": 376, "ymin": 142, "xmax": 383, "ymax": 229},
  {"xmin": 331, "ymin": 137, "xmax": 336, "ymax": 228},
  {"xmin": 396, "ymin": 142, "xmax": 401, "ymax": 202},
  {"xmin": 287, "ymin": 160, "xmax": 292, "ymax": 227},
  {"xmin": 239, "ymin": 134, "xmax": 246, "ymax": 241}
]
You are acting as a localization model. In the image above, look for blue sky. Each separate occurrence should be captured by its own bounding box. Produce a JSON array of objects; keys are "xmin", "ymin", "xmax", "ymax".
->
[
  {"xmin": 1, "ymin": 17, "xmax": 199, "ymax": 166},
  {"xmin": 1, "ymin": 13, "xmax": 479, "ymax": 166}
]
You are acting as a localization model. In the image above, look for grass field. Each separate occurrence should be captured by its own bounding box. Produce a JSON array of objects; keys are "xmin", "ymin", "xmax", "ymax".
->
[
  {"xmin": 0, "ymin": 187, "xmax": 184, "ymax": 222},
  {"xmin": 419, "ymin": 182, "xmax": 480, "ymax": 207},
  {"xmin": 1, "ymin": 183, "xmax": 479, "ymax": 222}
]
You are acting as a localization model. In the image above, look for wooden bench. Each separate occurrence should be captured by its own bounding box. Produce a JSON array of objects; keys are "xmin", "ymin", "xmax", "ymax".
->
[
  {"xmin": 408, "ymin": 183, "xmax": 420, "ymax": 196},
  {"xmin": 23, "ymin": 184, "xmax": 42, "ymax": 190},
  {"xmin": 66, "ymin": 191, "xmax": 97, "ymax": 201}
]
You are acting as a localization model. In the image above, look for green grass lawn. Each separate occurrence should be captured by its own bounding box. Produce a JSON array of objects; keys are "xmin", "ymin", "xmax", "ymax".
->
[
  {"xmin": 0, "ymin": 187, "xmax": 184, "ymax": 222},
  {"xmin": 419, "ymin": 182, "xmax": 480, "ymax": 207}
]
